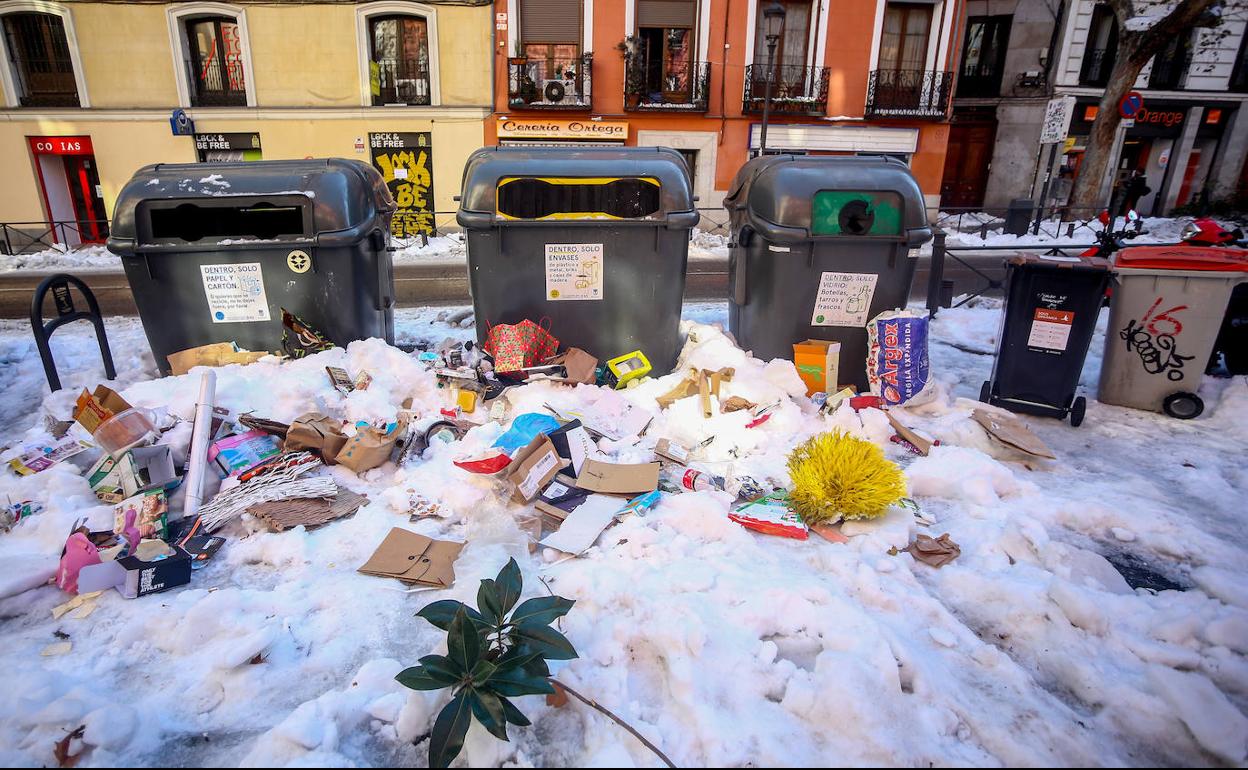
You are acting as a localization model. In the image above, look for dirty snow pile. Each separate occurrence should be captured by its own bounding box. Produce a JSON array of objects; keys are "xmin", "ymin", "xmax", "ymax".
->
[
  {"xmin": 0, "ymin": 302, "xmax": 1246, "ymax": 767},
  {"xmin": 944, "ymin": 215, "xmax": 1222, "ymax": 249},
  {"xmin": 0, "ymin": 244, "xmax": 119, "ymax": 273}
]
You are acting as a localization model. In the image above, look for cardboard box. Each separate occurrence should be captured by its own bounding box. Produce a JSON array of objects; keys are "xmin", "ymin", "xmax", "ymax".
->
[
  {"xmin": 534, "ymin": 477, "xmax": 591, "ymax": 522},
  {"xmin": 73, "ymin": 386, "xmax": 132, "ymax": 435},
  {"xmin": 358, "ymin": 528, "xmax": 464, "ymax": 587},
  {"xmin": 971, "ymin": 409, "xmax": 1056, "ymax": 460},
  {"xmin": 86, "ymin": 446, "xmax": 178, "ymax": 502},
  {"xmin": 77, "ymin": 543, "xmax": 193, "ymax": 599},
  {"xmin": 575, "ymin": 459, "xmax": 660, "ymax": 496},
  {"xmin": 653, "ymin": 438, "xmax": 690, "ymax": 466},
  {"xmin": 547, "ymin": 420, "xmax": 601, "ymax": 474},
  {"xmin": 506, "ymin": 434, "xmax": 567, "ymax": 503},
  {"xmin": 793, "ymin": 340, "xmax": 841, "ymax": 397},
  {"xmin": 167, "ymin": 342, "xmax": 268, "ymax": 376}
]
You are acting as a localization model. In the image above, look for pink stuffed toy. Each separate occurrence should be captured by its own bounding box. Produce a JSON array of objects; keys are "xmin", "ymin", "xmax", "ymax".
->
[{"xmin": 56, "ymin": 532, "xmax": 101, "ymax": 595}]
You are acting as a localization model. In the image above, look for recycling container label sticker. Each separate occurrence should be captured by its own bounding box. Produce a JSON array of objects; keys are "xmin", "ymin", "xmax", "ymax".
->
[
  {"xmin": 811, "ymin": 271, "xmax": 877, "ymax": 327},
  {"xmin": 545, "ymin": 243, "xmax": 603, "ymax": 301},
  {"xmin": 200, "ymin": 263, "xmax": 271, "ymax": 323},
  {"xmin": 1027, "ymin": 308, "xmax": 1074, "ymax": 352}
]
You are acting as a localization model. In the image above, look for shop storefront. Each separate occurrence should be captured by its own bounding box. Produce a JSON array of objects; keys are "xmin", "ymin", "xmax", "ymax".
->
[
  {"xmin": 496, "ymin": 118, "xmax": 629, "ymax": 147},
  {"xmin": 27, "ymin": 135, "xmax": 109, "ymax": 246},
  {"xmin": 1063, "ymin": 98, "xmax": 1235, "ymax": 215}
]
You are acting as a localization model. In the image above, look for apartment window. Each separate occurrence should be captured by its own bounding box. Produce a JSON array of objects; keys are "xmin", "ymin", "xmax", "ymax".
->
[
  {"xmin": 1, "ymin": 12, "xmax": 78, "ymax": 107},
  {"xmin": 752, "ymin": 0, "xmax": 812, "ymax": 71},
  {"xmin": 185, "ymin": 16, "xmax": 246, "ymax": 106},
  {"xmin": 513, "ymin": 0, "xmax": 588, "ymax": 107},
  {"xmin": 635, "ymin": 0, "xmax": 696, "ymax": 102},
  {"xmin": 1148, "ymin": 30, "xmax": 1192, "ymax": 90},
  {"xmin": 1079, "ymin": 4, "xmax": 1118, "ymax": 87},
  {"xmin": 957, "ymin": 15, "xmax": 1011, "ymax": 98},
  {"xmin": 369, "ymin": 15, "xmax": 430, "ymax": 105},
  {"xmin": 879, "ymin": 2, "xmax": 933, "ymax": 74}
]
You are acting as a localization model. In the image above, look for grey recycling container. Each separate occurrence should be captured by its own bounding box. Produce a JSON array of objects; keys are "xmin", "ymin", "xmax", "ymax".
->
[
  {"xmin": 109, "ymin": 159, "xmax": 396, "ymax": 375},
  {"xmin": 1098, "ymin": 245, "xmax": 1248, "ymax": 419},
  {"xmin": 980, "ymin": 254, "xmax": 1111, "ymax": 427},
  {"xmin": 725, "ymin": 155, "xmax": 932, "ymax": 391},
  {"xmin": 457, "ymin": 146, "xmax": 698, "ymax": 374}
]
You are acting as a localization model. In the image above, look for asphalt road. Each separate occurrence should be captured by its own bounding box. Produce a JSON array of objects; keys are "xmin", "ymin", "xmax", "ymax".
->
[{"xmin": 5, "ymin": 253, "xmax": 1015, "ymax": 321}]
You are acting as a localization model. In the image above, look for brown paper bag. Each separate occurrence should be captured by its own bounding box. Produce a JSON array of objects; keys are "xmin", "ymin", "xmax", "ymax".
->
[
  {"xmin": 335, "ymin": 415, "xmax": 410, "ymax": 474},
  {"xmin": 545, "ymin": 348, "xmax": 599, "ymax": 385},
  {"xmin": 285, "ymin": 412, "xmax": 349, "ymax": 463}
]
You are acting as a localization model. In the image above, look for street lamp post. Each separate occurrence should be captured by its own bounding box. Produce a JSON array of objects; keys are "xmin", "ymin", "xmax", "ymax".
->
[{"xmin": 758, "ymin": 2, "xmax": 786, "ymax": 156}]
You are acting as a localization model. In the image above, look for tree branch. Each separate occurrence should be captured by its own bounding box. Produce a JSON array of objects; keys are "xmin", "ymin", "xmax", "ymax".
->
[{"xmin": 549, "ymin": 679, "xmax": 677, "ymax": 769}]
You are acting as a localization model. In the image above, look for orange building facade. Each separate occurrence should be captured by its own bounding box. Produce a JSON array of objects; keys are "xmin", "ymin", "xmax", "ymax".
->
[{"xmin": 487, "ymin": 0, "xmax": 964, "ymax": 210}]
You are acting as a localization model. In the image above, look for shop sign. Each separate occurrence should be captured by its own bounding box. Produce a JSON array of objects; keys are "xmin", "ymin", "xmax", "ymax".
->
[
  {"xmin": 370, "ymin": 132, "xmax": 436, "ymax": 238},
  {"xmin": 194, "ymin": 133, "xmax": 261, "ymax": 151},
  {"xmin": 1134, "ymin": 107, "xmax": 1185, "ymax": 127},
  {"xmin": 28, "ymin": 136, "xmax": 94, "ymax": 156},
  {"xmin": 498, "ymin": 119, "xmax": 628, "ymax": 141}
]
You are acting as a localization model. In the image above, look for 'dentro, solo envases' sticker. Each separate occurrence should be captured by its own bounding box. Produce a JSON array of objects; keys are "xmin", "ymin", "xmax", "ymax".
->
[{"xmin": 545, "ymin": 243, "xmax": 603, "ymax": 301}]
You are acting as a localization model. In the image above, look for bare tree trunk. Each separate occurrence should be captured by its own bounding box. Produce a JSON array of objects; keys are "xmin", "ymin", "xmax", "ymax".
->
[{"xmin": 1065, "ymin": 0, "xmax": 1222, "ymax": 213}]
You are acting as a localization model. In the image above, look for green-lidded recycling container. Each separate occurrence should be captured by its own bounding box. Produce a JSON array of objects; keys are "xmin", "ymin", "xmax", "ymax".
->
[
  {"xmin": 724, "ymin": 155, "xmax": 932, "ymax": 391},
  {"xmin": 108, "ymin": 159, "xmax": 396, "ymax": 375},
  {"xmin": 457, "ymin": 146, "xmax": 698, "ymax": 374}
]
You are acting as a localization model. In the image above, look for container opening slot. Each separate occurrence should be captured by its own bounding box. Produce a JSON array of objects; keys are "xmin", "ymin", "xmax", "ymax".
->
[
  {"xmin": 149, "ymin": 202, "xmax": 304, "ymax": 242},
  {"xmin": 496, "ymin": 177, "xmax": 661, "ymax": 220},
  {"xmin": 811, "ymin": 191, "xmax": 903, "ymax": 236}
]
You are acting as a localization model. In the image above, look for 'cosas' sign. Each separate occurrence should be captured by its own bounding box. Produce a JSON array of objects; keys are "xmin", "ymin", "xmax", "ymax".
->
[{"xmin": 28, "ymin": 136, "xmax": 94, "ymax": 156}]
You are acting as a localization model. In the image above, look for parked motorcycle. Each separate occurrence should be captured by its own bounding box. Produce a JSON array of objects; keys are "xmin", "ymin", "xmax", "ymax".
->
[
  {"xmin": 1078, "ymin": 209, "xmax": 1147, "ymax": 260},
  {"xmin": 1181, "ymin": 217, "xmax": 1248, "ymax": 375}
]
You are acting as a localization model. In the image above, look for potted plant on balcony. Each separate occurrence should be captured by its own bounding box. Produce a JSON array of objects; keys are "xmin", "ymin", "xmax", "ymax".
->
[{"xmin": 618, "ymin": 36, "xmax": 645, "ymax": 109}]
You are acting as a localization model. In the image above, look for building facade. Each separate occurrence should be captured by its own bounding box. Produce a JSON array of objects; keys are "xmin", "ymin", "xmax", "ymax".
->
[
  {"xmin": 942, "ymin": 0, "xmax": 1248, "ymax": 214},
  {"xmin": 487, "ymin": 0, "xmax": 966, "ymax": 211},
  {"xmin": 0, "ymin": 0, "xmax": 493, "ymax": 248}
]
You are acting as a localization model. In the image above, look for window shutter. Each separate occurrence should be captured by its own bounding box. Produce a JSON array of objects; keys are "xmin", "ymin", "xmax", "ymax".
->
[
  {"xmin": 637, "ymin": 0, "xmax": 697, "ymax": 28},
  {"xmin": 521, "ymin": 0, "xmax": 581, "ymax": 44}
]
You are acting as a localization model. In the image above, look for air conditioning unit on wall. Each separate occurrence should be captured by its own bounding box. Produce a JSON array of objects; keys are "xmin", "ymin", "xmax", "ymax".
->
[{"xmin": 542, "ymin": 78, "xmax": 579, "ymax": 104}]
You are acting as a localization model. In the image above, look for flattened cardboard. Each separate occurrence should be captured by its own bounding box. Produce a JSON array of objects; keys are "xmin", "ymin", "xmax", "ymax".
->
[
  {"xmin": 167, "ymin": 343, "xmax": 267, "ymax": 376},
  {"xmin": 506, "ymin": 434, "xmax": 567, "ymax": 503},
  {"xmin": 575, "ymin": 459, "xmax": 660, "ymax": 496},
  {"xmin": 793, "ymin": 339, "xmax": 841, "ymax": 397},
  {"xmin": 73, "ymin": 386, "xmax": 132, "ymax": 435},
  {"xmin": 285, "ymin": 412, "xmax": 349, "ymax": 462},
  {"xmin": 249, "ymin": 487, "xmax": 368, "ymax": 531},
  {"xmin": 358, "ymin": 528, "xmax": 463, "ymax": 587},
  {"xmin": 971, "ymin": 409, "xmax": 1056, "ymax": 460},
  {"xmin": 885, "ymin": 412, "xmax": 936, "ymax": 457}
]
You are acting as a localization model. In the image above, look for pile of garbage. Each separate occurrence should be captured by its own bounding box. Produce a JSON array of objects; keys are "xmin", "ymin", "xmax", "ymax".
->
[{"xmin": 3, "ymin": 309, "xmax": 1064, "ymax": 605}]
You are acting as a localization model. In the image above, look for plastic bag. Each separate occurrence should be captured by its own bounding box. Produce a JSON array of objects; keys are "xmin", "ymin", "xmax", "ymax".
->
[{"xmin": 866, "ymin": 309, "xmax": 935, "ymax": 407}]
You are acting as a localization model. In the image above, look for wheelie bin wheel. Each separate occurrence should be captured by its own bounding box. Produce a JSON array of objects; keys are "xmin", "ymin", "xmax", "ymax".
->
[
  {"xmin": 1162, "ymin": 392, "xmax": 1204, "ymax": 420},
  {"xmin": 1069, "ymin": 396, "xmax": 1087, "ymax": 427}
]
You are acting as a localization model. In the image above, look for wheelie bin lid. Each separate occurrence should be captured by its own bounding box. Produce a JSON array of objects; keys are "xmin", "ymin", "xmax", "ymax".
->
[
  {"xmin": 108, "ymin": 158, "xmax": 394, "ymax": 254},
  {"xmin": 724, "ymin": 154, "xmax": 932, "ymax": 247},
  {"xmin": 1114, "ymin": 245, "xmax": 1248, "ymax": 272},
  {"xmin": 456, "ymin": 146, "xmax": 697, "ymax": 228}
]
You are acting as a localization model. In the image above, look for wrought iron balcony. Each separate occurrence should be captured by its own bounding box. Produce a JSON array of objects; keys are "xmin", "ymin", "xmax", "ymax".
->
[
  {"xmin": 741, "ymin": 64, "xmax": 829, "ymax": 116},
  {"xmin": 623, "ymin": 56, "xmax": 710, "ymax": 112},
  {"xmin": 12, "ymin": 56, "xmax": 78, "ymax": 107},
  {"xmin": 371, "ymin": 57, "xmax": 432, "ymax": 106},
  {"xmin": 1079, "ymin": 48, "xmax": 1114, "ymax": 87},
  {"xmin": 508, "ymin": 53, "xmax": 593, "ymax": 110},
  {"xmin": 186, "ymin": 57, "xmax": 247, "ymax": 107},
  {"xmin": 865, "ymin": 69, "xmax": 953, "ymax": 119}
]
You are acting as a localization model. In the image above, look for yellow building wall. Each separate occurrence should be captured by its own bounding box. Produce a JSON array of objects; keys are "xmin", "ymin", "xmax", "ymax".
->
[
  {"xmin": 247, "ymin": 5, "xmax": 360, "ymax": 107},
  {"xmin": 0, "ymin": 116, "xmax": 484, "ymax": 221},
  {"xmin": 74, "ymin": 4, "xmax": 178, "ymax": 108},
  {"xmin": 437, "ymin": 7, "xmax": 493, "ymax": 106}
]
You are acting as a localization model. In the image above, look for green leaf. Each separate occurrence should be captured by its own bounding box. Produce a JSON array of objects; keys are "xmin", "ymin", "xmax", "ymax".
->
[
  {"xmin": 429, "ymin": 691, "xmax": 472, "ymax": 768},
  {"xmin": 418, "ymin": 600, "xmax": 482, "ymax": 631},
  {"xmin": 488, "ymin": 667, "xmax": 556, "ymax": 698},
  {"xmin": 395, "ymin": 666, "xmax": 447, "ymax": 692},
  {"xmin": 499, "ymin": 696, "xmax": 531, "ymax": 727},
  {"xmin": 495, "ymin": 558, "xmax": 523, "ymax": 617},
  {"xmin": 513, "ymin": 621, "xmax": 579, "ymax": 661},
  {"xmin": 477, "ymin": 579, "xmax": 502, "ymax": 626},
  {"xmin": 508, "ymin": 596, "xmax": 575, "ymax": 628},
  {"xmin": 447, "ymin": 607, "xmax": 482, "ymax": 673},
  {"xmin": 417, "ymin": 655, "xmax": 464, "ymax": 686},
  {"xmin": 468, "ymin": 689, "xmax": 510, "ymax": 742},
  {"xmin": 522, "ymin": 655, "xmax": 551, "ymax": 679},
  {"xmin": 469, "ymin": 659, "xmax": 498, "ymax": 686}
]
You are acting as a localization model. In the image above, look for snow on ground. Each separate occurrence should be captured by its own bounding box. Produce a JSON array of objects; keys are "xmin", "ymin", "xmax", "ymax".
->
[
  {"xmin": 0, "ymin": 244, "xmax": 119, "ymax": 273},
  {"xmin": 940, "ymin": 215, "xmax": 1221, "ymax": 250},
  {"xmin": 0, "ymin": 301, "xmax": 1246, "ymax": 768}
]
